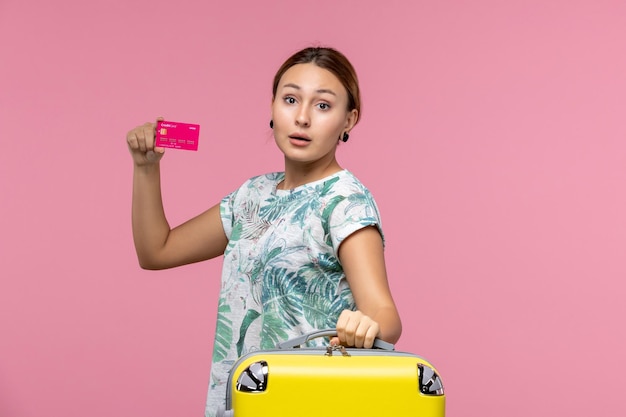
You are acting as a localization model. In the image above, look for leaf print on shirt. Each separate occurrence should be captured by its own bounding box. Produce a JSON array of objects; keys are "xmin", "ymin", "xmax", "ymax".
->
[
  {"xmin": 225, "ymin": 199, "xmax": 271, "ymax": 256},
  {"xmin": 291, "ymin": 197, "xmax": 320, "ymax": 228},
  {"xmin": 260, "ymin": 308, "xmax": 291, "ymax": 350},
  {"xmin": 321, "ymin": 195, "xmax": 347, "ymax": 247},
  {"xmin": 259, "ymin": 191, "xmax": 303, "ymax": 221},
  {"xmin": 299, "ymin": 253, "xmax": 355, "ymax": 329},
  {"xmin": 237, "ymin": 199, "xmax": 271, "ymax": 241},
  {"xmin": 302, "ymin": 292, "xmax": 353, "ymax": 330},
  {"xmin": 319, "ymin": 175, "xmax": 340, "ymax": 194},
  {"xmin": 211, "ymin": 299, "xmax": 233, "ymax": 363},
  {"xmin": 247, "ymin": 229, "xmax": 308, "ymax": 306},
  {"xmin": 290, "ymin": 177, "xmax": 338, "ymax": 227},
  {"xmin": 344, "ymin": 192, "xmax": 380, "ymax": 225},
  {"xmin": 235, "ymin": 309, "xmax": 261, "ymax": 357},
  {"xmin": 261, "ymin": 267, "xmax": 306, "ymax": 328},
  {"xmin": 299, "ymin": 252, "xmax": 343, "ymax": 298}
]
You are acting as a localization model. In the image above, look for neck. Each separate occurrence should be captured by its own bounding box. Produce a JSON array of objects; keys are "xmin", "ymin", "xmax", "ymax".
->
[{"xmin": 279, "ymin": 158, "xmax": 343, "ymax": 190}]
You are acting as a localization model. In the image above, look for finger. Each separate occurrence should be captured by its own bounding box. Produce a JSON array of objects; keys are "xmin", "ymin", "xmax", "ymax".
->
[
  {"xmin": 153, "ymin": 118, "xmax": 166, "ymax": 154},
  {"xmin": 352, "ymin": 318, "xmax": 372, "ymax": 348},
  {"xmin": 141, "ymin": 122, "xmax": 154, "ymax": 152},
  {"xmin": 343, "ymin": 312, "xmax": 361, "ymax": 347},
  {"xmin": 335, "ymin": 310, "xmax": 350, "ymax": 346},
  {"xmin": 146, "ymin": 150, "xmax": 159, "ymax": 163},
  {"xmin": 358, "ymin": 316, "xmax": 379, "ymax": 348},
  {"xmin": 329, "ymin": 336, "xmax": 340, "ymax": 346},
  {"xmin": 353, "ymin": 320, "xmax": 368, "ymax": 348},
  {"xmin": 362, "ymin": 322, "xmax": 380, "ymax": 349},
  {"xmin": 132, "ymin": 125, "xmax": 147, "ymax": 153},
  {"xmin": 126, "ymin": 131, "xmax": 139, "ymax": 150}
]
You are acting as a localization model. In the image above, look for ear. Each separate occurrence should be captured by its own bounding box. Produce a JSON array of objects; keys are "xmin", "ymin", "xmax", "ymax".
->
[{"xmin": 344, "ymin": 109, "xmax": 358, "ymax": 133}]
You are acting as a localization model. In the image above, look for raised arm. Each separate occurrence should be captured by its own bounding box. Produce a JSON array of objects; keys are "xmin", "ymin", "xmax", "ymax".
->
[
  {"xmin": 127, "ymin": 119, "xmax": 228, "ymax": 270},
  {"xmin": 335, "ymin": 226, "xmax": 402, "ymax": 347}
]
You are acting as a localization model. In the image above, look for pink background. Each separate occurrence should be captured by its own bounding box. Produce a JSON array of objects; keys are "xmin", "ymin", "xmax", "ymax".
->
[{"xmin": 1, "ymin": 0, "xmax": 625, "ymax": 416}]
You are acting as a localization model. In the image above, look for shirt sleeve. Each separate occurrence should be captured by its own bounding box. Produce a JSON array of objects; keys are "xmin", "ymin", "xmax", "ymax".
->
[
  {"xmin": 328, "ymin": 189, "xmax": 385, "ymax": 255},
  {"xmin": 219, "ymin": 191, "xmax": 236, "ymax": 240}
]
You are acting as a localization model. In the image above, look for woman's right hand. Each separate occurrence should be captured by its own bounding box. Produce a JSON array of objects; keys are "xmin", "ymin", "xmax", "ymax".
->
[{"xmin": 126, "ymin": 117, "xmax": 165, "ymax": 167}]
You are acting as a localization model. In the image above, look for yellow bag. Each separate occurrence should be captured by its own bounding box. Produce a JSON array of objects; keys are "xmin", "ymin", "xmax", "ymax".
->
[{"xmin": 218, "ymin": 329, "xmax": 445, "ymax": 416}]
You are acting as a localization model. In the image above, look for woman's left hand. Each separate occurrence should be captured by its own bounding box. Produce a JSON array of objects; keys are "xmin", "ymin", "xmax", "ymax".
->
[{"xmin": 332, "ymin": 309, "xmax": 380, "ymax": 348}]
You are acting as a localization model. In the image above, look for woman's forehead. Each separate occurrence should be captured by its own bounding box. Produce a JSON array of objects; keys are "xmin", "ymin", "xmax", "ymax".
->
[{"xmin": 278, "ymin": 63, "xmax": 346, "ymax": 95}]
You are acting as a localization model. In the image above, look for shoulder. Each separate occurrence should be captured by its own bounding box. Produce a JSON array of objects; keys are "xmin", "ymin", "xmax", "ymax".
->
[
  {"xmin": 341, "ymin": 170, "xmax": 372, "ymax": 191},
  {"xmin": 323, "ymin": 171, "xmax": 385, "ymax": 248},
  {"xmin": 327, "ymin": 170, "xmax": 377, "ymax": 200},
  {"xmin": 321, "ymin": 171, "xmax": 381, "ymax": 216}
]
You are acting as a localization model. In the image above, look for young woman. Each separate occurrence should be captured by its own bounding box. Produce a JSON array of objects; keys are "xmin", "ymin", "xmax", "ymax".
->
[{"xmin": 126, "ymin": 46, "xmax": 402, "ymax": 416}]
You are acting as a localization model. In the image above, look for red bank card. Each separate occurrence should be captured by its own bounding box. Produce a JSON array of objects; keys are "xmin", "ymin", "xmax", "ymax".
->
[{"xmin": 155, "ymin": 120, "xmax": 200, "ymax": 151}]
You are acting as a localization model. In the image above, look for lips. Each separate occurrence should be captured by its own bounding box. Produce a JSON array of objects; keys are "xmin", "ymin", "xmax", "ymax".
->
[{"xmin": 288, "ymin": 133, "xmax": 311, "ymax": 142}]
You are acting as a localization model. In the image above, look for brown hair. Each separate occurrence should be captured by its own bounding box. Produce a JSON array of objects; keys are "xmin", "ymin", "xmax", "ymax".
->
[{"xmin": 272, "ymin": 47, "xmax": 361, "ymax": 125}]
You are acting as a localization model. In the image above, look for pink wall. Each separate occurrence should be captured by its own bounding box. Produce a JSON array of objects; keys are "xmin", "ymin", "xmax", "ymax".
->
[{"xmin": 1, "ymin": 0, "xmax": 625, "ymax": 416}]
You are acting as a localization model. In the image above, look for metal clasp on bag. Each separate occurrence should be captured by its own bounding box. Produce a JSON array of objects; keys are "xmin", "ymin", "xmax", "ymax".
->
[{"xmin": 325, "ymin": 345, "xmax": 351, "ymax": 357}]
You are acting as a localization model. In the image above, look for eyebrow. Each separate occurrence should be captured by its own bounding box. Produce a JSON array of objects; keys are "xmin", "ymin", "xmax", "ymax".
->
[{"xmin": 282, "ymin": 83, "xmax": 337, "ymax": 96}]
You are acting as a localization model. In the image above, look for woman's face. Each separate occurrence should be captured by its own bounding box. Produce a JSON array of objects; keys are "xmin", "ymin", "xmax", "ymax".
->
[{"xmin": 271, "ymin": 63, "xmax": 357, "ymax": 165}]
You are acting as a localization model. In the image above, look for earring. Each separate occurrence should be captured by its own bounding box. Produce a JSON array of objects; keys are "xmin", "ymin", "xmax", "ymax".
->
[
  {"xmin": 269, "ymin": 120, "xmax": 274, "ymax": 129},
  {"xmin": 342, "ymin": 132, "xmax": 349, "ymax": 142}
]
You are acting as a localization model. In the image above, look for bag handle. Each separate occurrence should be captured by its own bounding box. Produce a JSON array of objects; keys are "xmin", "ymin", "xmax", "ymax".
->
[{"xmin": 276, "ymin": 328, "xmax": 395, "ymax": 351}]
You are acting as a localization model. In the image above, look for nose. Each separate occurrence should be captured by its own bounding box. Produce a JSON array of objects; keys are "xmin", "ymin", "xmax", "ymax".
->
[{"xmin": 295, "ymin": 106, "xmax": 310, "ymax": 127}]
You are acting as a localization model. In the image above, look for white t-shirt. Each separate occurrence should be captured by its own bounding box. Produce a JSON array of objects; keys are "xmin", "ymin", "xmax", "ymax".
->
[{"xmin": 205, "ymin": 170, "xmax": 384, "ymax": 416}]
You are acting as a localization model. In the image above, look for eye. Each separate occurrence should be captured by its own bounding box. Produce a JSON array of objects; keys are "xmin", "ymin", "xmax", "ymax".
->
[
  {"xmin": 317, "ymin": 102, "xmax": 331, "ymax": 111},
  {"xmin": 284, "ymin": 96, "xmax": 297, "ymax": 104}
]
